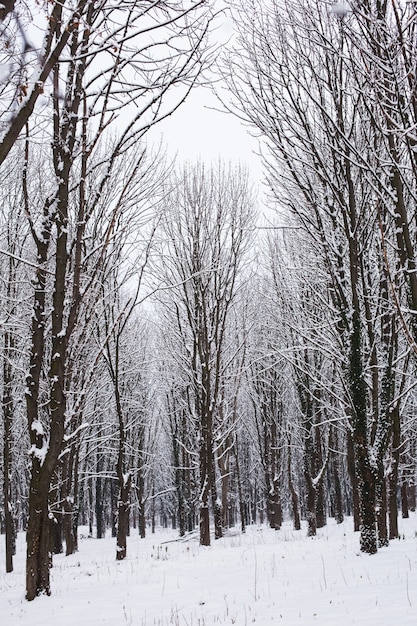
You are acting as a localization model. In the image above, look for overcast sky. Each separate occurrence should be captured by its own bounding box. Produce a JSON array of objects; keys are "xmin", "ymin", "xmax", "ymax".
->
[{"xmin": 152, "ymin": 6, "xmax": 264, "ymax": 181}]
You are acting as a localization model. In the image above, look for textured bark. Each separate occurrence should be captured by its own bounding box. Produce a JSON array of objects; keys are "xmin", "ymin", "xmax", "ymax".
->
[
  {"xmin": 305, "ymin": 479, "xmax": 317, "ymax": 538},
  {"xmin": 376, "ymin": 475, "xmax": 388, "ymax": 548},
  {"xmin": 116, "ymin": 474, "xmax": 131, "ymax": 561},
  {"xmin": 199, "ymin": 505, "xmax": 210, "ymax": 546},
  {"xmin": 26, "ymin": 465, "xmax": 52, "ymax": 600},
  {"xmin": 357, "ymin": 458, "xmax": 377, "ymax": 554},
  {"xmin": 316, "ymin": 480, "xmax": 326, "ymax": 529},
  {"xmin": 388, "ymin": 407, "xmax": 400, "ymax": 539}
]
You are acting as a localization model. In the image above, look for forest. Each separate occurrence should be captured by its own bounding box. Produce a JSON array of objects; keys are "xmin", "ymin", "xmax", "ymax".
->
[{"xmin": 1, "ymin": 0, "xmax": 417, "ymax": 606}]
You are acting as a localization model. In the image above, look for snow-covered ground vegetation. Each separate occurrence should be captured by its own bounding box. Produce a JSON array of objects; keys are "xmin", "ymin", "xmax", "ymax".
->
[{"xmin": 2, "ymin": 515, "xmax": 417, "ymax": 625}]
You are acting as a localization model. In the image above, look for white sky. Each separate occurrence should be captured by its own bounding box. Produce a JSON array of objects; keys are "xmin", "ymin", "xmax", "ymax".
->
[
  {"xmin": 151, "ymin": 5, "xmax": 264, "ymax": 182},
  {"xmin": 155, "ymin": 85, "xmax": 262, "ymax": 171}
]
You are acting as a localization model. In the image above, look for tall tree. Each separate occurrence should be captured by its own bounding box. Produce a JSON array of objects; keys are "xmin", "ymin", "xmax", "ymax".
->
[
  {"xmin": 155, "ymin": 162, "xmax": 254, "ymax": 545},
  {"xmin": 19, "ymin": 1, "xmax": 212, "ymax": 599},
  {"xmin": 224, "ymin": 0, "xmax": 408, "ymax": 553}
]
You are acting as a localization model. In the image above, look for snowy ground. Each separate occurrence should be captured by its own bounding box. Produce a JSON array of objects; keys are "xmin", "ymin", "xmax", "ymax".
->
[{"xmin": 1, "ymin": 515, "xmax": 417, "ymax": 625}]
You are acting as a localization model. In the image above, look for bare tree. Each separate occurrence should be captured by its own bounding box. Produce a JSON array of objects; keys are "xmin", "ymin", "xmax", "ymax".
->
[
  {"xmin": 12, "ymin": 0, "xmax": 213, "ymax": 600},
  {"xmin": 223, "ymin": 0, "xmax": 410, "ymax": 553},
  {"xmin": 155, "ymin": 162, "xmax": 254, "ymax": 545}
]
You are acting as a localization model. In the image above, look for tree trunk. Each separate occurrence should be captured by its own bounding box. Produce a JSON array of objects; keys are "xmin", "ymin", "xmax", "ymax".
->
[
  {"xmin": 235, "ymin": 438, "xmax": 246, "ymax": 534},
  {"xmin": 347, "ymin": 430, "xmax": 360, "ymax": 531},
  {"xmin": 306, "ymin": 479, "xmax": 317, "ymax": 537},
  {"xmin": 388, "ymin": 406, "xmax": 400, "ymax": 539},
  {"xmin": 266, "ymin": 476, "xmax": 282, "ymax": 530},
  {"xmin": 3, "ymin": 327, "xmax": 14, "ymax": 573},
  {"xmin": 96, "ymin": 474, "xmax": 105, "ymax": 538},
  {"xmin": 316, "ymin": 479, "xmax": 326, "ymax": 529},
  {"xmin": 332, "ymin": 455, "xmax": 344, "ymax": 525},
  {"xmin": 288, "ymin": 444, "xmax": 301, "ymax": 531},
  {"xmin": 199, "ymin": 505, "xmax": 210, "ymax": 546},
  {"xmin": 26, "ymin": 465, "xmax": 52, "ymax": 600},
  {"xmin": 199, "ymin": 406, "xmax": 212, "ymax": 546},
  {"xmin": 211, "ymin": 449, "xmax": 223, "ymax": 540},
  {"xmin": 116, "ymin": 474, "xmax": 131, "ymax": 561},
  {"xmin": 401, "ymin": 480, "xmax": 409, "ymax": 519},
  {"xmin": 138, "ymin": 469, "xmax": 146, "ymax": 539},
  {"xmin": 376, "ymin": 472, "xmax": 388, "ymax": 548},
  {"xmin": 356, "ymin": 456, "xmax": 377, "ymax": 554}
]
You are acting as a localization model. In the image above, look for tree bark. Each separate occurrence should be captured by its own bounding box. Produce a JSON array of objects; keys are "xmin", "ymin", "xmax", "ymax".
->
[
  {"xmin": 116, "ymin": 474, "xmax": 131, "ymax": 561},
  {"xmin": 26, "ymin": 462, "xmax": 52, "ymax": 600}
]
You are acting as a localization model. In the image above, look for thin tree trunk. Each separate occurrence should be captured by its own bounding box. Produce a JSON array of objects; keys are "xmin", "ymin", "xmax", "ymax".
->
[
  {"xmin": 235, "ymin": 438, "xmax": 246, "ymax": 534},
  {"xmin": 332, "ymin": 453, "xmax": 344, "ymax": 525},
  {"xmin": 401, "ymin": 480, "xmax": 409, "ymax": 519},
  {"xmin": 389, "ymin": 406, "xmax": 400, "ymax": 539},
  {"xmin": 3, "ymin": 327, "xmax": 15, "ymax": 572},
  {"xmin": 305, "ymin": 479, "xmax": 317, "ymax": 537}
]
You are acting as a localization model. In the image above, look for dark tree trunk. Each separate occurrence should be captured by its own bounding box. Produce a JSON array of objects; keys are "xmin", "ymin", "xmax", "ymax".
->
[
  {"xmin": 110, "ymin": 479, "xmax": 119, "ymax": 537},
  {"xmin": 389, "ymin": 407, "xmax": 400, "ymax": 539},
  {"xmin": 356, "ymin": 457, "xmax": 377, "ymax": 554},
  {"xmin": 199, "ymin": 405, "xmax": 213, "ymax": 546},
  {"xmin": 288, "ymin": 444, "xmax": 301, "ymax": 531},
  {"xmin": 401, "ymin": 480, "xmax": 409, "ymax": 519},
  {"xmin": 332, "ymin": 455, "xmax": 344, "ymax": 525},
  {"xmin": 26, "ymin": 464, "xmax": 52, "ymax": 600},
  {"xmin": 305, "ymin": 479, "xmax": 317, "ymax": 537},
  {"xmin": 96, "ymin": 471, "xmax": 104, "ymax": 538},
  {"xmin": 50, "ymin": 512, "xmax": 63, "ymax": 556},
  {"xmin": 138, "ymin": 469, "xmax": 146, "ymax": 539},
  {"xmin": 347, "ymin": 430, "xmax": 360, "ymax": 531},
  {"xmin": 199, "ymin": 505, "xmax": 210, "ymax": 546},
  {"xmin": 173, "ymin": 433, "xmax": 186, "ymax": 537},
  {"xmin": 409, "ymin": 482, "xmax": 416, "ymax": 512},
  {"xmin": 266, "ymin": 475, "xmax": 282, "ymax": 530},
  {"xmin": 49, "ymin": 469, "xmax": 63, "ymax": 556},
  {"xmin": 235, "ymin": 439, "xmax": 246, "ymax": 534},
  {"xmin": 116, "ymin": 474, "xmax": 131, "ymax": 561},
  {"xmin": 63, "ymin": 497, "xmax": 75, "ymax": 556},
  {"xmin": 316, "ymin": 479, "xmax": 326, "ymax": 529},
  {"xmin": 376, "ymin": 472, "xmax": 388, "ymax": 547}
]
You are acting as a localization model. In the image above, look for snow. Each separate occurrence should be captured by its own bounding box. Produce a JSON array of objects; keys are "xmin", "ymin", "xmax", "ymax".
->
[
  {"xmin": 31, "ymin": 420, "xmax": 44, "ymax": 436},
  {"xmin": 1, "ymin": 515, "xmax": 417, "ymax": 625}
]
